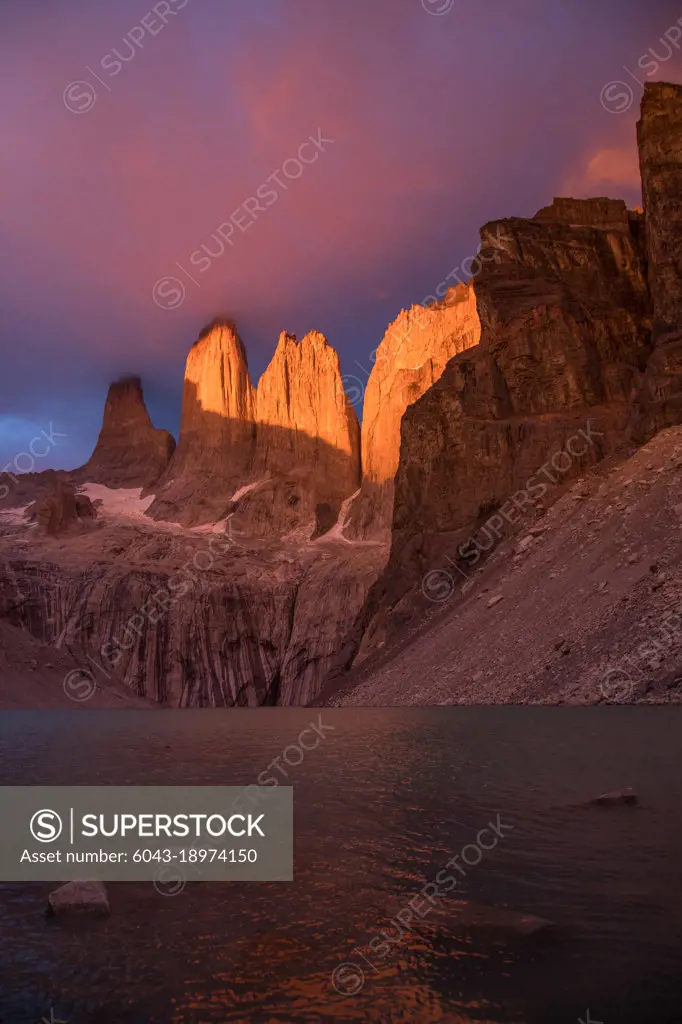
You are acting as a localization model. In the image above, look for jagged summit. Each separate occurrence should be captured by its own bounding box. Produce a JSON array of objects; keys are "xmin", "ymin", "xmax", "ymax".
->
[{"xmin": 147, "ymin": 321, "xmax": 360, "ymax": 534}]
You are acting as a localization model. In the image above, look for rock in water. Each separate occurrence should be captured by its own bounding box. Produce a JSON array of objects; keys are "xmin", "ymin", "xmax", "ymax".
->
[
  {"xmin": 347, "ymin": 282, "xmax": 480, "ymax": 540},
  {"xmin": 454, "ymin": 902, "xmax": 553, "ymax": 937},
  {"xmin": 47, "ymin": 881, "xmax": 110, "ymax": 918},
  {"xmin": 82, "ymin": 376, "xmax": 175, "ymax": 488},
  {"xmin": 590, "ymin": 789, "xmax": 637, "ymax": 806}
]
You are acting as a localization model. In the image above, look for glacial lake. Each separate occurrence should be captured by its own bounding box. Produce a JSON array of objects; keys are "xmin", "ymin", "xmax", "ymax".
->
[{"xmin": 1, "ymin": 708, "xmax": 681, "ymax": 1023}]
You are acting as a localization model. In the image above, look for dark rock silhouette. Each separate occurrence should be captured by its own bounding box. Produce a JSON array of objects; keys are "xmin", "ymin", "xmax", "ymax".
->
[
  {"xmin": 82, "ymin": 376, "xmax": 175, "ymax": 488},
  {"xmin": 30, "ymin": 481, "xmax": 97, "ymax": 535}
]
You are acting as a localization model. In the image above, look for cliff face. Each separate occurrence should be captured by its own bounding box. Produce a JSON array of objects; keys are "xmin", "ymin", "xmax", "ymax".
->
[
  {"xmin": 0, "ymin": 515, "xmax": 384, "ymax": 707},
  {"xmin": 633, "ymin": 81, "xmax": 682, "ymax": 437},
  {"xmin": 6, "ymin": 85, "xmax": 682, "ymax": 710},
  {"xmin": 355, "ymin": 196, "xmax": 653, "ymax": 656},
  {"xmin": 82, "ymin": 377, "xmax": 175, "ymax": 488},
  {"xmin": 149, "ymin": 321, "xmax": 360, "ymax": 537},
  {"xmin": 347, "ymin": 283, "xmax": 480, "ymax": 539},
  {"xmin": 0, "ymin": 322, "xmax": 370, "ymax": 709},
  {"xmin": 395, "ymin": 197, "xmax": 651, "ymax": 532},
  {"xmin": 255, "ymin": 330, "xmax": 359, "ymax": 478}
]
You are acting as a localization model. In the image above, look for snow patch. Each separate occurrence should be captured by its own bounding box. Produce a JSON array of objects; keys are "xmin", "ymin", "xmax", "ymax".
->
[
  {"xmin": 318, "ymin": 489, "xmax": 360, "ymax": 544},
  {"xmin": 190, "ymin": 518, "xmax": 230, "ymax": 535},
  {"xmin": 81, "ymin": 484, "xmax": 155, "ymax": 521},
  {"xmin": 0, "ymin": 504, "xmax": 30, "ymax": 526},
  {"xmin": 230, "ymin": 478, "xmax": 269, "ymax": 502}
]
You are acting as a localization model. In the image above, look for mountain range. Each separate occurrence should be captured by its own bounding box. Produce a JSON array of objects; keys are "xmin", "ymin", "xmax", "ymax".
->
[{"xmin": 1, "ymin": 82, "xmax": 681, "ymax": 708}]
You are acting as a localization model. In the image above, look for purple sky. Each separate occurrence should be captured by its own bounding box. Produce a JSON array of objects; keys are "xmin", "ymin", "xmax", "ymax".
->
[{"xmin": 2, "ymin": 0, "xmax": 682, "ymax": 472}]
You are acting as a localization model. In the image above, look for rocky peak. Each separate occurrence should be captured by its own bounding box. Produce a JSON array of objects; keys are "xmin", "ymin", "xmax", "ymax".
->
[
  {"xmin": 184, "ymin": 319, "xmax": 256, "ymax": 426},
  {"xmin": 83, "ymin": 376, "xmax": 175, "ymax": 488},
  {"xmin": 256, "ymin": 329, "xmax": 360, "ymax": 464},
  {"xmin": 346, "ymin": 281, "xmax": 480, "ymax": 539},
  {"xmin": 148, "ymin": 322, "xmax": 360, "ymax": 533}
]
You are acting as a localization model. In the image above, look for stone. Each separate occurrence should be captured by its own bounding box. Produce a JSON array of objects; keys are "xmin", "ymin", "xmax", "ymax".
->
[
  {"xmin": 47, "ymin": 881, "xmax": 110, "ymax": 918},
  {"xmin": 453, "ymin": 902, "xmax": 553, "ymax": 937},
  {"xmin": 590, "ymin": 789, "xmax": 637, "ymax": 807},
  {"xmin": 487, "ymin": 594, "xmax": 504, "ymax": 608},
  {"xmin": 31, "ymin": 482, "xmax": 97, "ymax": 536},
  {"xmin": 81, "ymin": 377, "xmax": 175, "ymax": 488}
]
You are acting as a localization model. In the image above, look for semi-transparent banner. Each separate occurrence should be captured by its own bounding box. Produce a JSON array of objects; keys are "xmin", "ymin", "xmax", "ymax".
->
[{"xmin": 0, "ymin": 786, "xmax": 293, "ymax": 881}]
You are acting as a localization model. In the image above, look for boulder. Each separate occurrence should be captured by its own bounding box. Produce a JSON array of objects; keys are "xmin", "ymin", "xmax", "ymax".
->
[
  {"xmin": 47, "ymin": 880, "xmax": 110, "ymax": 918},
  {"xmin": 590, "ymin": 789, "xmax": 637, "ymax": 807},
  {"xmin": 453, "ymin": 901, "xmax": 552, "ymax": 937},
  {"xmin": 31, "ymin": 482, "xmax": 96, "ymax": 536}
]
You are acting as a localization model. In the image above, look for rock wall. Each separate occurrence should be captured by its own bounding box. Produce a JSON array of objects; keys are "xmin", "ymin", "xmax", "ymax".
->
[
  {"xmin": 632, "ymin": 81, "xmax": 682, "ymax": 437},
  {"xmin": 347, "ymin": 283, "xmax": 480, "ymax": 539},
  {"xmin": 0, "ymin": 534, "xmax": 382, "ymax": 707},
  {"xmin": 355, "ymin": 196, "xmax": 653, "ymax": 657}
]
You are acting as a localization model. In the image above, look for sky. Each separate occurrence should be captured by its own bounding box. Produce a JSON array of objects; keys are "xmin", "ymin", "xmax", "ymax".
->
[{"xmin": 1, "ymin": 0, "xmax": 682, "ymax": 472}]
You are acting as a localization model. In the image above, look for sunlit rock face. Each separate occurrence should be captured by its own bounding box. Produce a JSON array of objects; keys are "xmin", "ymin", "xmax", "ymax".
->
[
  {"xmin": 178, "ymin": 320, "xmax": 257, "ymax": 469},
  {"xmin": 347, "ymin": 282, "xmax": 481, "ymax": 540},
  {"xmin": 148, "ymin": 320, "xmax": 360, "ymax": 536},
  {"xmin": 82, "ymin": 376, "xmax": 175, "ymax": 488},
  {"xmin": 252, "ymin": 329, "xmax": 361, "ymax": 539},
  {"xmin": 255, "ymin": 329, "xmax": 360, "ymax": 478},
  {"xmin": 632, "ymin": 81, "xmax": 682, "ymax": 438},
  {"xmin": 393, "ymin": 197, "xmax": 652, "ymax": 537},
  {"xmin": 356, "ymin": 195, "xmax": 653, "ymax": 658}
]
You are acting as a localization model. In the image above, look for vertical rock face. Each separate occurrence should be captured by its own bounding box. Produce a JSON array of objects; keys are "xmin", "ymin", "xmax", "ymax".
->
[
  {"xmin": 255, "ymin": 329, "xmax": 360, "ymax": 481},
  {"xmin": 252, "ymin": 329, "xmax": 361, "ymax": 537},
  {"xmin": 633, "ymin": 81, "xmax": 682, "ymax": 437},
  {"xmin": 149, "ymin": 320, "xmax": 360, "ymax": 535},
  {"xmin": 167, "ymin": 320, "xmax": 257, "ymax": 484},
  {"xmin": 347, "ymin": 283, "xmax": 480, "ymax": 539},
  {"xmin": 357, "ymin": 196, "xmax": 653, "ymax": 656},
  {"xmin": 82, "ymin": 377, "xmax": 175, "ymax": 488}
]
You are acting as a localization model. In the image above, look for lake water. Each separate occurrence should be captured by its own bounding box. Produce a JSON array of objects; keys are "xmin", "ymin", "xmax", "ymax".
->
[{"xmin": 1, "ymin": 708, "xmax": 681, "ymax": 1023}]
